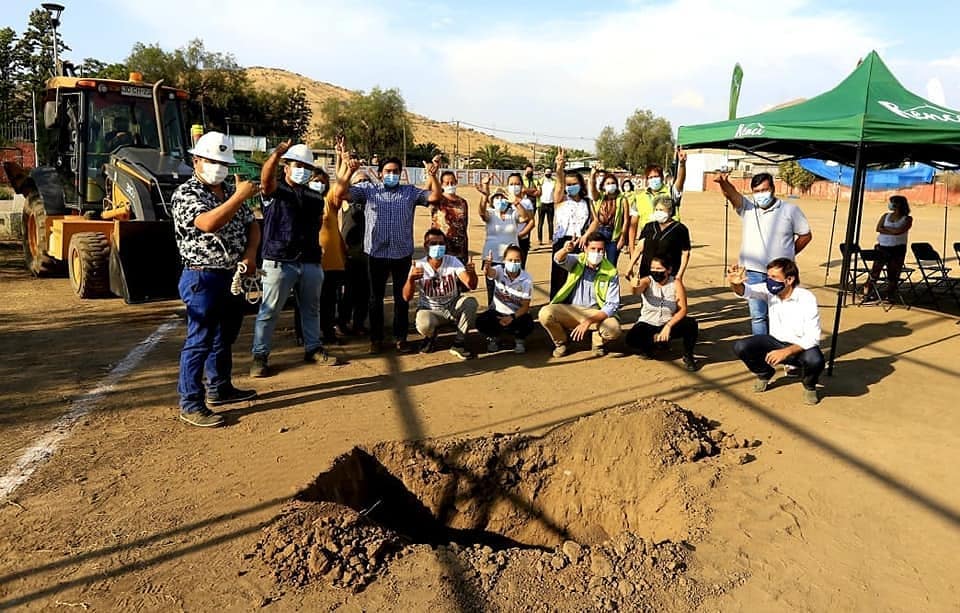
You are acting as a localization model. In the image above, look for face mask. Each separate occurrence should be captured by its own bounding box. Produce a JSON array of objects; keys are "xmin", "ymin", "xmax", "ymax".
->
[
  {"xmin": 586, "ymin": 251, "xmax": 604, "ymax": 266},
  {"xmin": 887, "ymin": 202, "xmax": 896, "ymax": 211},
  {"xmin": 622, "ymin": 183, "xmax": 633, "ymax": 192},
  {"xmin": 443, "ymin": 185, "xmax": 457, "ymax": 195},
  {"xmin": 427, "ymin": 244, "xmax": 446, "ymax": 259},
  {"xmin": 290, "ymin": 166, "xmax": 312, "ymax": 185},
  {"xmin": 509, "ymin": 185, "xmax": 522, "ymax": 196},
  {"xmin": 545, "ymin": 172, "xmax": 552, "ymax": 179},
  {"xmin": 596, "ymin": 179, "xmax": 604, "ymax": 189},
  {"xmin": 603, "ymin": 184, "xmax": 618, "ymax": 195},
  {"xmin": 754, "ymin": 191, "xmax": 774, "ymax": 208},
  {"xmin": 493, "ymin": 198, "xmax": 509, "ymax": 211},
  {"xmin": 308, "ymin": 181, "xmax": 327, "ymax": 194},
  {"xmin": 650, "ymin": 270, "xmax": 668, "ymax": 283},
  {"xmin": 383, "ymin": 173, "xmax": 400, "ymax": 187},
  {"xmin": 652, "ymin": 210, "xmax": 670, "ymax": 224},
  {"xmin": 525, "ymin": 172, "xmax": 533, "ymax": 179},
  {"xmin": 648, "ymin": 177, "xmax": 663, "ymax": 191},
  {"xmin": 505, "ymin": 261, "xmax": 522, "ymax": 274},
  {"xmin": 198, "ymin": 161, "xmax": 228, "ymax": 185},
  {"xmin": 765, "ymin": 277, "xmax": 787, "ymax": 295},
  {"xmin": 565, "ymin": 184, "xmax": 580, "ymax": 197}
]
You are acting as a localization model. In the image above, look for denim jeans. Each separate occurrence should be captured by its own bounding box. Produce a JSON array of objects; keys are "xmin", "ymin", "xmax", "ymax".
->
[
  {"xmin": 733, "ymin": 334, "xmax": 825, "ymax": 390},
  {"xmin": 177, "ymin": 269, "xmax": 245, "ymax": 413},
  {"xmin": 252, "ymin": 259, "xmax": 324, "ymax": 357},
  {"xmin": 745, "ymin": 269, "xmax": 769, "ymax": 336}
]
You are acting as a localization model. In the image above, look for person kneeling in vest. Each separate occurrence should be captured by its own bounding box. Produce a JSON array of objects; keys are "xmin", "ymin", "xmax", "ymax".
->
[
  {"xmin": 402, "ymin": 229, "xmax": 480, "ymax": 360},
  {"xmin": 539, "ymin": 232, "xmax": 622, "ymax": 358},
  {"xmin": 476, "ymin": 245, "xmax": 535, "ymax": 354},
  {"xmin": 625, "ymin": 255, "xmax": 699, "ymax": 371}
]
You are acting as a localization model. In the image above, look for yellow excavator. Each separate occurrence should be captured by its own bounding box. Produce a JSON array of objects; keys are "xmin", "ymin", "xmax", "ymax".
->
[{"xmin": 3, "ymin": 68, "xmax": 193, "ymax": 303}]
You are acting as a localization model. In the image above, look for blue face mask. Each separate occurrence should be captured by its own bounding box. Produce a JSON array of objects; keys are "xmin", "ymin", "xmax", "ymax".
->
[
  {"xmin": 765, "ymin": 278, "xmax": 787, "ymax": 296},
  {"xmin": 290, "ymin": 166, "xmax": 312, "ymax": 185},
  {"xmin": 648, "ymin": 177, "xmax": 663, "ymax": 191},
  {"xmin": 494, "ymin": 198, "xmax": 509, "ymax": 211},
  {"xmin": 428, "ymin": 244, "xmax": 446, "ymax": 259},
  {"xmin": 887, "ymin": 202, "xmax": 896, "ymax": 211},
  {"xmin": 565, "ymin": 184, "xmax": 580, "ymax": 197},
  {"xmin": 505, "ymin": 261, "xmax": 522, "ymax": 274},
  {"xmin": 383, "ymin": 173, "xmax": 400, "ymax": 187}
]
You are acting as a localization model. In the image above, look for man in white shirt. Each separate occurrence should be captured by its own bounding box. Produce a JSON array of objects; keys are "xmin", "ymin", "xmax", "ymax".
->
[
  {"xmin": 402, "ymin": 228, "xmax": 479, "ymax": 359},
  {"xmin": 716, "ymin": 172, "xmax": 812, "ymax": 335},
  {"xmin": 537, "ymin": 169, "xmax": 556, "ymax": 246},
  {"xmin": 727, "ymin": 258, "xmax": 824, "ymax": 405},
  {"xmin": 476, "ymin": 245, "xmax": 534, "ymax": 354}
]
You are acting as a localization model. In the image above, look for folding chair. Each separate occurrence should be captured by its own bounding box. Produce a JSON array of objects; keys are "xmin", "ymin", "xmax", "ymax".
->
[
  {"xmin": 954, "ymin": 242, "xmax": 960, "ymax": 266},
  {"xmin": 838, "ymin": 243, "xmax": 871, "ymax": 305},
  {"xmin": 911, "ymin": 242, "xmax": 960, "ymax": 309},
  {"xmin": 858, "ymin": 248, "xmax": 899, "ymax": 310}
]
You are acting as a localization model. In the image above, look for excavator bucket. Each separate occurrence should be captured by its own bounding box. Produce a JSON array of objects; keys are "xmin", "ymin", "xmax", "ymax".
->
[{"xmin": 109, "ymin": 220, "xmax": 181, "ymax": 304}]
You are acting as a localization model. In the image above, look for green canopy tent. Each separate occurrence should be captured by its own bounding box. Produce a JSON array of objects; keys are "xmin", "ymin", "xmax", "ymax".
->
[{"xmin": 677, "ymin": 51, "xmax": 960, "ymax": 374}]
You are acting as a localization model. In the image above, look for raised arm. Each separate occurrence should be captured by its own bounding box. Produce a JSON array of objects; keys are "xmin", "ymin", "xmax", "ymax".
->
[
  {"xmin": 714, "ymin": 171, "xmax": 744, "ymax": 212},
  {"xmin": 459, "ymin": 254, "xmax": 479, "ymax": 290},
  {"xmin": 194, "ymin": 178, "xmax": 258, "ymax": 233},
  {"xmin": 260, "ymin": 139, "xmax": 292, "ymax": 197},
  {"xmin": 477, "ymin": 174, "xmax": 492, "ymax": 222},
  {"xmin": 554, "ymin": 148, "xmax": 567, "ymax": 203},
  {"xmin": 424, "ymin": 155, "xmax": 442, "ymax": 204},
  {"xmin": 673, "ymin": 149, "xmax": 687, "ymax": 192},
  {"xmin": 588, "ymin": 167, "xmax": 601, "ymax": 201},
  {"xmin": 726, "ymin": 264, "xmax": 747, "ymax": 296},
  {"xmin": 329, "ymin": 136, "xmax": 358, "ymax": 204},
  {"xmin": 401, "ymin": 261, "xmax": 423, "ymax": 303}
]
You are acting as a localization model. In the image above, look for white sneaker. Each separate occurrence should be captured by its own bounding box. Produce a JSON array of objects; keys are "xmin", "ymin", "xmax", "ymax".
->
[
  {"xmin": 487, "ymin": 338, "xmax": 499, "ymax": 353},
  {"xmin": 513, "ymin": 339, "xmax": 526, "ymax": 354}
]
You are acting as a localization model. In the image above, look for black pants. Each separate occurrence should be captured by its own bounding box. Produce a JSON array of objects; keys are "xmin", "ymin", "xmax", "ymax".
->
[
  {"xmin": 733, "ymin": 335, "xmax": 825, "ymax": 390},
  {"xmin": 485, "ymin": 276, "xmax": 497, "ymax": 309},
  {"xmin": 320, "ymin": 269, "xmax": 345, "ymax": 341},
  {"xmin": 368, "ymin": 255, "xmax": 412, "ymax": 342},
  {"xmin": 537, "ymin": 204, "xmax": 555, "ymax": 243},
  {"xmin": 626, "ymin": 317, "xmax": 698, "ymax": 356},
  {"xmin": 341, "ymin": 254, "xmax": 369, "ymax": 330},
  {"xmin": 550, "ymin": 237, "xmax": 577, "ymax": 299},
  {"xmin": 475, "ymin": 310, "xmax": 535, "ymax": 339},
  {"xmin": 518, "ymin": 236, "xmax": 531, "ymax": 269}
]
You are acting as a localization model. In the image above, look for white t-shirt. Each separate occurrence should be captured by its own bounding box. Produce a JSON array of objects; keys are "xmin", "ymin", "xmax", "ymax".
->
[
  {"xmin": 414, "ymin": 255, "xmax": 465, "ymax": 310},
  {"xmin": 491, "ymin": 267, "xmax": 533, "ymax": 315},
  {"xmin": 482, "ymin": 206, "xmax": 520, "ymax": 262},
  {"xmin": 742, "ymin": 283, "xmax": 821, "ymax": 349},
  {"xmin": 541, "ymin": 178, "xmax": 556, "ymax": 204},
  {"xmin": 554, "ymin": 198, "xmax": 591, "ymax": 241},
  {"xmin": 877, "ymin": 213, "xmax": 909, "ymax": 247},
  {"xmin": 737, "ymin": 196, "xmax": 811, "ymax": 272}
]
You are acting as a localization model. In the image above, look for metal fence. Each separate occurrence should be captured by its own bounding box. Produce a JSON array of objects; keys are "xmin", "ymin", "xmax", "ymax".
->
[{"xmin": 0, "ymin": 122, "xmax": 33, "ymax": 143}]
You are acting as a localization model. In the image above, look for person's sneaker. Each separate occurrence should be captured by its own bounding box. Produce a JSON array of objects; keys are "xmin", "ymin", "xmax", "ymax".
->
[
  {"xmin": 683, "ymin": 354, "xmax": 698, "ymax": 372},
  {"xmin": 552, "ymin": 344, "xmax": 568, "ymax": 358},
  {"xmin": 305, "ymin": 348, "xmax": 342, "ymax": 366},
  {"xmin": 449, "ymin": 344, "xmax": 473, "ymax": 360},
  {"xmin": 783, "ymin": 364, "xmax": 799, "ymax": 377},
  {"xmin": 592, "ymin": 345, "xmax": 607, "ymax": 357},
  {"xmin": 250, "ymin": 355, "xmax": 270, "ymax": 378},
  {"xmin": 486, "ymin": 338, "xmax": 500, "ymax": 353},
  {"xmin": 396, "ymin": 340, "xmax": 414, "ymax": 354},
  {"xmin": 206, "ymin": 386, "xmax": 257, "ymax": 406},
  {"xmin": 752, "ymin": 378, "xmax": 771, "ymax": 393},
  {"xmin": 368, "ymin": 340, "xmax": 383, "ymax": 355},
  {"xmin": 513, "ymin": 339, "xmax": 526, "ymax": 354},
  {"xmin": 802, "ymin": 388, "xmax": 820, "ymax": 405},
  {"xmin": 420, "ymin": 335, "xmax": 437, "ymax": 354},
  {"xmin": 179, "ymin": 407, "xmax": 224, "ymax": 428}
]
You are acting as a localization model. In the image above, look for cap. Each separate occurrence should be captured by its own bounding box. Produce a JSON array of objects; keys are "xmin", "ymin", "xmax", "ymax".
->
[{"xmin": 188, "ymin": 131, "xmax": 236, "ymax": 164}]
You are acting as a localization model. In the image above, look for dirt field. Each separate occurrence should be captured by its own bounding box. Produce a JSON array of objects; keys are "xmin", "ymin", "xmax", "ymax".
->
[{"xmin": 1, "ymin": 189, "xmax": 958, "ymax": 612}]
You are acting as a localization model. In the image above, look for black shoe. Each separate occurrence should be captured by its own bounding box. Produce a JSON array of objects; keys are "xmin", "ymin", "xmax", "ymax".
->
[
  {"xmin": 420, "ymin": 335, "xmax": 437, "ymax": 354},
  {"xmin": 369, "ymin": 340, "xmax": 383, "ymax": 355},
  {"xmin": 206, "ymin": 386, "xmax": 257, "ymax": 406},
  {"xmin": 250, "ymin": 355, "xmax": 270, "ymax": 378},
  {"xmin": 395, "ymin": 340, "xmax": 413, "ymax": 354},
  {"xmin": 305, "ymin": 348, "xmax": 342, "ymax": 366},
  {"xmin": 683, "ymin": 354, "xmax": 698, "ymax": 372},
  {"xmin": 179, "ymin": 407, "xmax": 224, "ymax": 428}
]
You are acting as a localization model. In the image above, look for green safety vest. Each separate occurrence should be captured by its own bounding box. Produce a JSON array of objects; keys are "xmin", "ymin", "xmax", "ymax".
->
[
  {"xmin": 637, "ymin": 184, "xmax": 680, "ymax": 226},
  {"xmin": 551, "ymin": 252, "xmax": 619, "ymax": 308}
]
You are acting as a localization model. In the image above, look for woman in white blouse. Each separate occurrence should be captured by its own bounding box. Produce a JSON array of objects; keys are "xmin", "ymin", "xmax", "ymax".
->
[
  {"xmin": 477, "ymin": 177, "xmax": 532, "ymax": 307},
  {"xmin": 549, "ymin": 147, "xmax": 598, "ymax": 298},
  {"xmin": 863, "ymin": 195, "xmax": 912, "ymax": 302}
]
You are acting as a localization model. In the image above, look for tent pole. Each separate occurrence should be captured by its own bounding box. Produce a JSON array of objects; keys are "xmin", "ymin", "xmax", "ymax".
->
[
  {"xmin": 942, "ymin": 182, "xmax": 949, "ymax": 258},
  {"xmin": 723, "ymin": 202, "xmax": 729, "ymax": 280},
  {"xmin": 827, "ymin": 144, "xmax": 866, "ymax": 376},
  {"xmin": 823, "ymin": 176, "xmax": 843, "ymax": 284}
]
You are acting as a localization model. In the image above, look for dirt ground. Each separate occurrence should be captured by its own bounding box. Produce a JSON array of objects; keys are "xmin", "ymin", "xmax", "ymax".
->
[{"xmin": 0, "ymin": 189, "xmax": 958, "ymax": 612}]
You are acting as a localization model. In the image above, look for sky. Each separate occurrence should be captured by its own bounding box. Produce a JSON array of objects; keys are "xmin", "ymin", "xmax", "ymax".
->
[{"xmin": 5, "ymin": 0, "xmax": 960, "ymax": 151}]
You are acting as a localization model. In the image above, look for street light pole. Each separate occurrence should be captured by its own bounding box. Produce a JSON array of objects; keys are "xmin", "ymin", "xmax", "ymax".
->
[{"xmin": 41, "ymin": 3, "xmax": 65, "ymax": 76}]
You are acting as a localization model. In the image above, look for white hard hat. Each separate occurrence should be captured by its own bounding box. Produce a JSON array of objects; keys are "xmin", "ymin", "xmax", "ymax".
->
[
  {"xmin": 189, "ymin": 131, "xmax": 236, "ymax": 164},
  {"xmin": 281, "ymin": 143, "xmax": 315, "ymax": 166}
]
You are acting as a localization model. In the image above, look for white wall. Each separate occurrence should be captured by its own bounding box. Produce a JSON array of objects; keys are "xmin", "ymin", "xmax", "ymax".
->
[{"xmin": 683, "ymin": 152, "xmax": 730, "ymax": 191}]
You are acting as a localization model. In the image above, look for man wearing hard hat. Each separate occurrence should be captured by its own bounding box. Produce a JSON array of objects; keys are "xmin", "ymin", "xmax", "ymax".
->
[
  {"xmin": 250, "ymin": 140, "xmax": 341, "ymax": 377},
  {"xmin": 172, "ymin": 131, "xmax": 260, "ymax": 428}
]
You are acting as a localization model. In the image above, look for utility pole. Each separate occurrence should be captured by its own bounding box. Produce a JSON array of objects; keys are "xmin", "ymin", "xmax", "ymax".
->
[
  {"xmin": 454, "ymin": 120, "xmax": 460, "ymax": 169},
  {"xmin": 41, "ymin": 3, "xmax": 65, "ymax": 76}
]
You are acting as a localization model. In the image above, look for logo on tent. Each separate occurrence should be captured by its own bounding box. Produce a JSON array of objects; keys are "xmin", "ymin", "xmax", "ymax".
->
[
  {"xmin": 877, "ymin": 101, "xmax": 960, "ymax": 123},
  {"xmin": 734, "ymin": 123, "xmax": 765, "ymax": 138}
]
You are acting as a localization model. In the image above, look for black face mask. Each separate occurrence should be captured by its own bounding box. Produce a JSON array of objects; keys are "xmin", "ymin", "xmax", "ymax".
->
[
  {"xmin": 650, "ymin": 270, "xmax": 669, "ymax": 283},
  {"xmin": 525, "ymin": 172, "xmax": 533, "ymax": 178}
]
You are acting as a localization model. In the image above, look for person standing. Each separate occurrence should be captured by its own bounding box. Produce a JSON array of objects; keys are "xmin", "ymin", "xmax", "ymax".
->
[
  {"xmin": 550, "ymin": 147, "xmax": 597, "ymax": 298},
  {"xmin": 588, "ymin": 169, "xmax": 631, "ymax": 264},
  {"xmin": 318, "ymin": 145, "xmax": 348, "ymax": 345},
  {"xmin": 715, "ymin": 171, "xmax": 813, "ymax": 335},
  {"xmin": 506, "ymin": 171, "xmax": 537, "ymax": 268},
  {"xmin": 430, "ymin": 171, "xmax": 469, "ymax": 261},
  {"xmin": 862, "ymin": 195, "xmax": 912, "ymax": 302},
  {"xmin": 626, "ymin": 195, "xmax": 691, "ymax": 280},
  {"xmin": 728, "ymin": 259, "xmax": 824, "ymax": 405},
  {"xmin": 538, "ymin": 167, "xmax": 556, "ymax": 246},
  {"xmin": 172, "ymin": 132, "xmax": 260, "ymax": 427},
  {"xmin": 628, "ymin": 151, "xmax": 687, "ymax": 248},
  {"xmin": 331, "ymin": 153, "xmax": 443, "ymax": 353},
  {"xmin": 477, "ymin": 177, "xmax": 530, "ymax": 307},
  {"xmin": 626, "ymin": 255, "xmax": 698, "ymax": 371},
  {"xmin": 476, "ymin": 245, "xmax": 535, "ymax": 354},
  {"xmin": 519, "ymin": 165, "xmax": 541, "ymax": 262},
  {"xmin": 338, "ymin": 172, "xmax": 370, "ymax": 336}
]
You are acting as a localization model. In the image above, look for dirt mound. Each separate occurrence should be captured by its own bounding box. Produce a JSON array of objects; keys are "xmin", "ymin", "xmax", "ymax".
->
[{"xmin": 255, "ymin": 399, "xmax": 755, "ymax": 608}]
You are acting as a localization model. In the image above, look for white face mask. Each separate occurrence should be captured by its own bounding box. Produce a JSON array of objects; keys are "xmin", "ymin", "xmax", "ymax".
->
[
  {"xmin": 754, "ymin": 191, "xmax": 774, "ymax": 208},
  {"xmin": 652, "ymin": 210, "xmax": 670, "ymax": 223},
  {"xmin": 586, "ymin": 251, "xmax": 604, "ymax": 266},
  {"xmin": 308, "ymin": 181, "xmax": 327, "ymax": 194},
  {"xmin": 509, "ymin": 184, "xmax": 522, "ymax": 196},
  {"xmin": 289, "ymin": 166, "xmax": 312, "ymax": 185},
  {"xmin": 197, "ymin": 160, "xmax": 228, "ymax": 185},
  {"xmin": 604, "ymin": 183, "xmax": 618, "ymax": 195},
  {"xmin": 443, "ymin": 185, "xmax": 457, "ymax": 195},
  {"xmin": 647, "ymin": 177, "xmax": 663, "ymax": 191}
]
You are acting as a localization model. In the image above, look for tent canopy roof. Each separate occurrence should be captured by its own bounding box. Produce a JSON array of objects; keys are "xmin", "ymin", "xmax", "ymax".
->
[{"xmin": 677, "ymin": 51, "xmax": 960, "ymax": 166}]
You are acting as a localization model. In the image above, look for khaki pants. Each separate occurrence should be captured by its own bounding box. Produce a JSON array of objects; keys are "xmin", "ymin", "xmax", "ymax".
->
[
  {"xmin": 538, "ymin": 304, "xmax": 622, "ymax": 348},
  {"xmin": 415, "ymin": 295, "xmax": 478, "ymax": 343}
]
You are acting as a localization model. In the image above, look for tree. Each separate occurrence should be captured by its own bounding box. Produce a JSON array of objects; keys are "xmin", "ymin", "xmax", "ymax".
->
[
  {"xmin": 318, "ymin": 86, "xmax": 412, "ymax": 160},
  {"xmin": 621, "ymin": 109, "xmax": 674, "ymax": 172},
  {"xmin": 539, "ymin": 145, "xmax": 591, "ymax": 170},
  {"xmin": 407, "ymin": 141, "xmax": 445, "ymax": 166},
  {"xmin": 280, "ymin": 86, "xmax": 311, "ymax": 142},
  {"xmin": 0, "ymin": 27, "xmax": 20, "ymax": 124},
  {"xmin": 468, "ymin": 144, "xmax": 518, "ymax": 169},
  {"xmin": 778, "ymin": 160, "xmax": 818, "ymax": 192},
  {"xmin": 595, "ymin": 126, "xmax": 625, "ymax": 169},
  {"xmin": 14, "ymin": 9, "xmax": 70, "ymax": 119}
]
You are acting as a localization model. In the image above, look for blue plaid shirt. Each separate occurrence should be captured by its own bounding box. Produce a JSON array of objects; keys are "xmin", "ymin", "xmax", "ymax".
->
[{"xmin": 348, "ymin": 183, "xmax": 430, "ymax": 259}]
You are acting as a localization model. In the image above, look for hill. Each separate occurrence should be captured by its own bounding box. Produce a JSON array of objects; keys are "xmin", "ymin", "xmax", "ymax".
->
[{"xmin": 244, "ymin": 67, "xmax": 531, "ymax": 159}]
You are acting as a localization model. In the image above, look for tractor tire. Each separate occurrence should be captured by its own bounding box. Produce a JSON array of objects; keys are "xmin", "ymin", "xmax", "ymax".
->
[
  {"xmin": 68, "ymin": 232, "xmax": 112, "ymax": 299},
  {"xmin": 22, "ymin": 197, "xmax": 59, "ymax": 276}
]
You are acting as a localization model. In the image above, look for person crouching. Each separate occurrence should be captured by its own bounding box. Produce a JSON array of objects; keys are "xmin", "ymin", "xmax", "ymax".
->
[{"xmin": 476, "ymin": 245, "xmax": 535, "ymax": 354}]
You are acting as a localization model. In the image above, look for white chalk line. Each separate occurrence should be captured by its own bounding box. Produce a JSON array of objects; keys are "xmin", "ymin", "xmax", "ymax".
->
[{"xmin": 0, "ymin": 318, "xmax": 180, "ymax": 502}]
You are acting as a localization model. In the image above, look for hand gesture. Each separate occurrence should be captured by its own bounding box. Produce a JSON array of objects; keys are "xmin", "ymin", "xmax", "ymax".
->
[
  {"xmin": 275, "ymin": 139, "xmax": 293, "ymax": 157},
  {"xmin": 337, "ymin": 157, "xmax": 360, "ymax": 181},
  {"xmin": 726, "ymin": 264, "xmax": 746, "ymax": 285},
  {"xmin": 408, "ymin": 262, "xmax": 424, "ymax": 281},
  {"xmin": 424, "ymin": 154, "xmax": 441, "ymax": 177},
  {"xmin": 676, "ymin": 148, "xmax": 687, "ymax": 164},
  {"xmin": 555, "ymin": 147, "xmax": 566, "ymax": 171},
  {"xmin": 334, "ymin": 135, "xmax": 346, "ymax": 155},
  {"xmin": 576, "ymin": 235, "xmax": 588, "ymax": 250},
  {"xmin": 235, "ymin": 177, "xmax": 259, "ymax": 201},
  {"xmin": 571, "ymin": 319, "xmax": 592, "ymax": 342},
  {"xmin": 563, "ymin": 239, "xmax": 576, "ymax": 253},
  {"xmin": 654, "ymin": 325, "xmax": 671, "ymax": 343},
  {"xmin": 476, "ymin": 173, "xmax": 492, "ymax": 195},
  {"xmin": 483, "ymin": 250, "xmax": 494, "ymax": 272},
  {"xmin": 714, "ymin": 169, "xmax": 730, "ymax": 184},
  {"xmin": 464, "ymin": 255, "xmax": 476, "ymax": 275}
]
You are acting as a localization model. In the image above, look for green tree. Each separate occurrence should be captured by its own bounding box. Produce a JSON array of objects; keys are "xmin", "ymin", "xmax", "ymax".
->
[
  {"xmin": 778, "ymin": 160, "xmax": 818, "ymax": 192},
  {"xmin": 0, "ymin": 27, "xmax": 20, "ymax": 123},
  {"xmin": 280, "ymin": 86, "xmax": 311, "ymax": 142},
  {"xmin": 408, "ymin": 141, "xmax": 446, "ymax": 166},
  {"xmin": 539, "ymin": 145, "xmax": 591, "ymax": 170},
  {"xmin": 14, "ymin": 9, "xmax": 70, "ymax": 119},
  {"xmin": 595, "ymin": 126, "xmax": 625, "ymax": 168},
  {"xmin": 469, "ymin": 144, "xmax": 514, "ymax": 169},
  {"xmin": 621, "ymin": 109, "xmax": 674, "ymax": 172},
  {"xmin": 319, "ymin": 86, "xmax": 412, "ymax": 160}
]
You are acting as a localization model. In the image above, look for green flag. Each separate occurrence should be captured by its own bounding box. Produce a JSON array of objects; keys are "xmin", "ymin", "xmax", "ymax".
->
[{"xmin": 728, "ymin": 63, "xmax": 744, "ymax": 120}]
